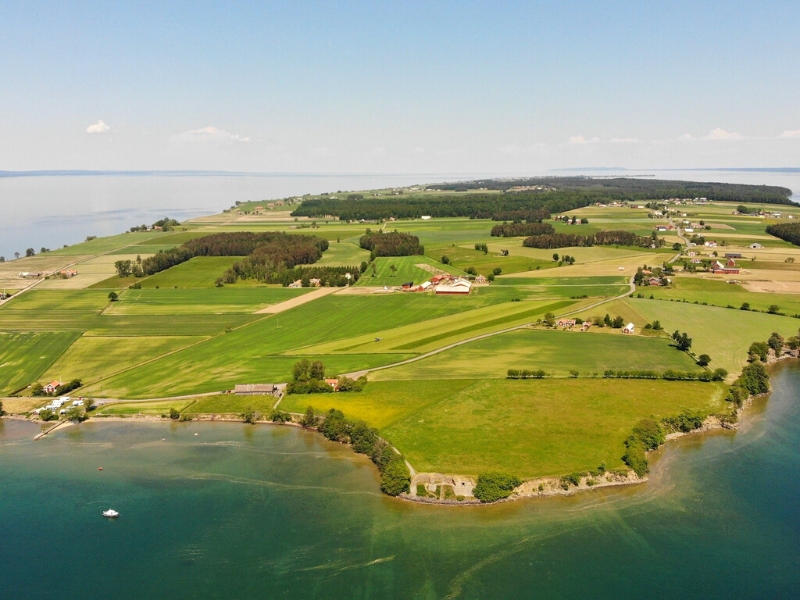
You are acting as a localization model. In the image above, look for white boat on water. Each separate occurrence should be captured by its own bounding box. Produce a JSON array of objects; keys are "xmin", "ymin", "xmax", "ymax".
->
[{"xmin": 102, "ymin": 509, "xmax": 119, "ymax": 518}]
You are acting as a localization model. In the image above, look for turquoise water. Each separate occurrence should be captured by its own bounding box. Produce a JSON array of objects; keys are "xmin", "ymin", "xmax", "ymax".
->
[{"xmin": 2, "ymin": 365, "xmax": 800, "ymax": 599}]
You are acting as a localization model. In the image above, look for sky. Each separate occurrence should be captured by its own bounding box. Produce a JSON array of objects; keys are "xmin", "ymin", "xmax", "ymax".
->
[{"xmin": 1, "ymin": 0, "xmax": 798, "ymax": 174}]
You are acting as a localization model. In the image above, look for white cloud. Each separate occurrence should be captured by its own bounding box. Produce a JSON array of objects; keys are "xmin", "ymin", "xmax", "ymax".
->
[
  {"xmin": 174, "ymin": 126, "xmax": 250, "ymax": 143},
  {"xmin": 609, "ymin": 137, "xmax": 638, "ymax": 143},
  {"xmin": 704, "ymin": 128, "xmax": 743, "ymax": 140},
  {"xmin": 86, "ymin": 120, "xmax": 110, "ymax": 134},
  {"xmin": 779, "ymin": 129, "xmax": 800, "ymax": 139},
  {"xmin": 569, "ymin": 135, "xmax": 600, "ymax": 144},
  {"xmin": 678, "ymin": 133, "xmax": 693, "ymax": 141}
]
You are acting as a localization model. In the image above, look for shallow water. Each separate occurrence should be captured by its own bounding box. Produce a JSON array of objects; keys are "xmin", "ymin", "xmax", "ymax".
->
[{"xmin": 2, "ymin": 364, "xmax": 799, "ymax": 598}]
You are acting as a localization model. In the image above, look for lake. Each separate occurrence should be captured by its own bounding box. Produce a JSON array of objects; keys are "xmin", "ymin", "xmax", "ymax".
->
[{"xmin": 1, "ymin": 362, "xmax": 799, "ymax": 599}]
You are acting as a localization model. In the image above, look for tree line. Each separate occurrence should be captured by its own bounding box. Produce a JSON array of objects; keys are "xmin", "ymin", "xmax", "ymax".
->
[
  {"xmin": 428, "ymin": 177, "xmax": 792, "ymax": 204},
  {"xmin": 300, "ymin": 406, "xmax": 411, "ymax": 496},
  {"xmin": 522, "ymin": 230, "xmax": 663, "ymax": 249},
  {"xmin": 491, "ymin": 222, "xmax": 554, "ymax": 237},
  {"xmin": 766, "ymin": 223, "xmax": 800, "ymax": 246}
]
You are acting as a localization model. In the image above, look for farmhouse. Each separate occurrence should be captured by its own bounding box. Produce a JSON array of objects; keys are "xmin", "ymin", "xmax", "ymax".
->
[
  {"xmin": 556, "ymin": 318, "xmax": 576, "ymax": 328},
  {"xmin": 711, "ymin": 259, "xmax": 740, "ymax": 274},
  {"xmin": 43, "ymin": 380, "xmax": 62, "ymax": 395},
  {"xmin": 749, "ymin": 243, "xmax": 763, "ymax": 249},
  {"xmin": 234, "ymin": 384, "xmax": 278, "ymax": 396},
  {"xmin": 325, "ymin": 378, "xmax": 340, "ymax": 391},
  {"xmin": 434, "ymin": 278, "xmax": 472, "ymax": 295},
  {"xmin": 59, "ymin": 269, "xmax": 78, "ymax": 278},
  {"xmin": 622, "ymin": 323, "xmax": 635, "ymax": 334}
]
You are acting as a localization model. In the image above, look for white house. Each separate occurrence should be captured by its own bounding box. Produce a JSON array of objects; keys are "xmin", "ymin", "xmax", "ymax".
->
[
  {"xmin": 622, "ymin": 323, "xmax": 635, "ymax": 334},
  {"xmin": 421, "ymin": 215, "xmax": 432, "ymax": 220}
]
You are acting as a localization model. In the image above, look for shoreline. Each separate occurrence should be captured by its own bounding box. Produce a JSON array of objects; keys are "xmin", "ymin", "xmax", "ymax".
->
[{"xmin": 3, "ymin": 358, "xmax": 789, "ymax": 505}]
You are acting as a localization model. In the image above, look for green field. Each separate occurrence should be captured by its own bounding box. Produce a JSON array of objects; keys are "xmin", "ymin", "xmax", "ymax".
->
[
  {"xmin": 42, "ymin": 335, "xmax": 204, "ymax": 385},
  {"xmin": 138, "ymin": 256, "xmax": 246, "ymax": 288},
  {"xmin": 105, "ymin": 287, "xmax": 309, "ymax": 315},
  {"xmin": 371, "ymin": 328, "xmax": 701, "ymax": 380},
  {"xmin": 281, "ymin": 378, "xmax": 726, "ymax": 477},
  {"xmin": 0, "ymin": 331, "xmax": 81, "ymax": 394}
]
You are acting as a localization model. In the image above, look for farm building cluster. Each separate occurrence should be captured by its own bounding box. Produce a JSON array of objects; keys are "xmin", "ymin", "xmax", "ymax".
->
[{"xmin": 401, "ymin": 274, "xmax": 476, "ymax": 295}]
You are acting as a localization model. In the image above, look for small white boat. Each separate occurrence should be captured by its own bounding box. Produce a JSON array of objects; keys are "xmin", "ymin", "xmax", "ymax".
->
[{"xmin": 102, "ymin": 509, "xmax": 120, "ymax": 518}]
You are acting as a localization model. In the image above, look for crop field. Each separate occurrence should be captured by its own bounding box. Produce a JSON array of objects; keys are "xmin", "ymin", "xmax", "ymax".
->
[
  {"xmin": 104, "ymin": 287, "xmax": 310, "ymax": 315},
  {"xmin": 371, "ymin": 327, "xmax": 700, "ymax": 380},
  {"xmin": 297, "ymin": 299, "xmax": 576, "ymax": 355},
  {"xmin": 0, "ymin": 331, "xmax": 81, "ymax": 394},
  {"xmin": 50, "ymin": 231, "xmax": 164, "ymax": 255},
  {"xmin": 41, "ymin": 335, "xmax": 204, "ymax": 385}
]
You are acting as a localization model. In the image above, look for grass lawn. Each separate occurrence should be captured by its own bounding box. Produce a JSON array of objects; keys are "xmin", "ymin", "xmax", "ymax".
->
[
  {"xmin": 381, "ymin": 379, "xmax": 727, "ymax": 477},
  {"xmin": 371, "ymin": 328, "xmax": 700, "ymax": 380},
  {"xmin": 0, "ymin": 331, "xmax": 81, "ymax": 394},
  {"xmin": 425, "ymin": 243, "xmax": 555, "ymax": 276},
  {"xmin": 184, "ymin": 394, "xmax": 279, "ymax": 415},
  {"xmin": 105, "ymin": 287, "xmax": 310, "ymax": 315},
  {"xmin": 41, "ymin": 335, "xmax": 204, "ymax": 384},
  {"xmin": 315, "ymin": 241, "xmax": 371, "ymax": 267},
  {"xmin": 356, "ymin": 255, "xmax": 465, "ymax": 286},
  {"xmin": 629, "ymin": 298, "xmax": 800, "ymax": 374},
  {"xmin": 138, "ymin": 256, "xmax": 247, "ymax": 288},
  {"xmin": 95, "ymin": 399, "xmax": 197, "ymax": 415}
]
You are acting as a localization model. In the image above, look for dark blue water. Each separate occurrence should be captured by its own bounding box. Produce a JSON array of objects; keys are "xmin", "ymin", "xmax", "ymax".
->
[{"xmin": 1, "ymin": 363, "xmax": 799, "ymax": 599}]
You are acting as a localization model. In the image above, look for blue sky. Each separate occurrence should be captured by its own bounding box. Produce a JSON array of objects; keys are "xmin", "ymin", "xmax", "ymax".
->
[{"xmin": 1, "ymin": 0, "xmax": 798, "ymax": 172}]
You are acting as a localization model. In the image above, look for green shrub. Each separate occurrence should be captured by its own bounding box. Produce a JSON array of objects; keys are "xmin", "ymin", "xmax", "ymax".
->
[
  {"xmin": 473, "ymin": 472, "xmax": 522, "ymax": 503},
  {"xmin": 622, "ymin": 438, "xmax": 648, "ymax": 476},
  {"xmin": 662, "ymin": 409, "xmax": 705, "ymax": 433},
  {"xmin": 381, "ymin": 455, "xmax": 411, "ymax": 496},
  {"xmin": 632, "ymin": 418, "xmax": 665, "ymax": 450},
  {"xmin": 268, "ymin": 410, "xmax": 292, "ymax": 423}
]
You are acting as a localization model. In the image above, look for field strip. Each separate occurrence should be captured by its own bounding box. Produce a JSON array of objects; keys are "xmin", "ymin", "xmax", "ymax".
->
[
  {"xmin": 342, "ymin": 277, "xmax": 634, "ymax": 378},
  {"xmin": 255, "ymin": 286, "xmax": 338, "ymax": 313}
]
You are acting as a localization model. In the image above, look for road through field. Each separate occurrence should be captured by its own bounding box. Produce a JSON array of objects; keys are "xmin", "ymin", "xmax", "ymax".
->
[
  {"xmin": 254, "ymin": 286, "xmax": 339, "ymax": 313},
  {"xmin": 343, "ymin": 276, "xmax": 635, "ymax": 379}
]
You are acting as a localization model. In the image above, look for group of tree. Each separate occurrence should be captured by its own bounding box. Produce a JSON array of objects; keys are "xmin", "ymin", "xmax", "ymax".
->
[
  {"xmin": 31, "ymin": 379, "xmax": 82, "ymax": 397},
  {"xmin": 300, "ymin": 407, "xmax": 411, "ymax": 496},
  {"xmin": 622, "ymin": 418, "xmax": 666, "ymax": 476},
  {"xmin": 490, "ymin": 222, "xmax": 554, "ymax": 237},
  {"xmin": 473, "ymin": 472, "xmax": 522, "ymax": 503},
  {"xmin": 766, "ymin": 223, "xmax": 800, "ymax": 247},
  {"xmin": 286, "ymin": 359, "xmax": 366, "ymax": 394},
  {"xmin": 671, "ymin": 330, "xmax": 693, "ymax": 351},
  {"xmin": 523, "ymin": 230, "xmax": 663, "ymax": 250},
  {"xmin": 506, "ymin": 369, "xmax": 547, "ymax": 379},
  {"xmin": 359, "ymin": 230, "xmax": 423, "ymax": 258},
  {"xmin": 129, "ymin": 218, "xmax": 181, "ymax": 232}
]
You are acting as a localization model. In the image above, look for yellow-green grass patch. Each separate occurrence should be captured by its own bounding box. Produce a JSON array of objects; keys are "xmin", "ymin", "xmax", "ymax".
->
[
  {"xmin": 183, "ymin": 394, "xmax": 279, "ymax": 415},
  {"xmin": 371, "ymin": 328, "xmax": 700, "ymax": 381},
  {"xmin": 138, "ymin": 256, "xmax": 247, "ymax": 288},
  {"xmin": 355, "ymin": 256, "xmax": 465, "ymax": 286},
  {"xmin": 95, "ymin": 398, "xmax": 197, "ymax": 416},
  {"xmin": 315, "ymin": 242, "xmax": 371, "ymax": 266}
]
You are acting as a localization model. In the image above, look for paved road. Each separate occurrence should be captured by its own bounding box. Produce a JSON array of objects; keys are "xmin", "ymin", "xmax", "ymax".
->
[{"xmin": 343, "ymin": 276, "xmax": 636, "ymax": 379}]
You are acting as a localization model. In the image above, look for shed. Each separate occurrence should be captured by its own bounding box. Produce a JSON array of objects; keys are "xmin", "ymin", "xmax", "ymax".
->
[{"xmin": 234, "ymin": 384, "xmax": 276, "ymax": 396}]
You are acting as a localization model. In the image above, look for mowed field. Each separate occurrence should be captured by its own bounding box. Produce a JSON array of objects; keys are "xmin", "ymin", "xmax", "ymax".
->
[
  {"xmin": 105, "ymin": 287, "xmax": 311, "ymax": 315},
  {"xmin": 371, "ymin": 328, "xmax": 700, "ymax": 380},
  {"xmin": 282, "ymin": 378, "xmax": 727, "ymax": 477},
  {"xmin": 0, "ymin": 331, "xmax": 81, "ymax": 394}
]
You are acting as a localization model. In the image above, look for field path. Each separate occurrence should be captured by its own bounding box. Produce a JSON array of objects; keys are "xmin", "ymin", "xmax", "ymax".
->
[
  {"xmin": 255, "ymin": 286, "xmax": 339, "ymax": 314},
  {"xmin": 343, "ymin": 276, "xmax": 635, "ymax": 379}
]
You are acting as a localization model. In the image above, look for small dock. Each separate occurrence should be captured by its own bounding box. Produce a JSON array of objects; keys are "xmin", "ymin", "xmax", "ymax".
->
[{"xmin": 33, "ymin": 420, "xmax": 68, "ymax": 441}]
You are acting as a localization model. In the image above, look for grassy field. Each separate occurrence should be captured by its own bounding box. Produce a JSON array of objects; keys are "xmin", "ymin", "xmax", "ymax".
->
[
  {"xmin": 425, "ymin": 243, "xmax": 555, "ymax": 276},
  {"xmin": 0, "ymin": 331, "xmax": 81, "ymax": 394},
  {"xmin": 138, "ymin": 256, "xmax": 246, "ymax": 288},
  {"xmin": 315, "ymin": 241, "xmax": 371, "ymax": 267},
  {"xmin": 356, "ymin": 255, "xmax": 465, "ymax": 286},
  {"xmin": 371, "ymin": 328, "xmax": 700, "ymax": 380},
  {"xmin": 41, "ymin": 335, "xmax": 204, "ymax": 385},
  {"xmin": 105, "ymin": 287, "xmax": 310, "ymax": 315}
]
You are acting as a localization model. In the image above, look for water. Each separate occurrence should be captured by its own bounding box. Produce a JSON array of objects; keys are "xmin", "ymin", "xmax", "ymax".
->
[
  {"xmin": 2, "ymin": 363, "xmax": 799, "ymax": 599},
  {"xmin": 0, "ymin": 168, "xmax": 798, "ymax": 261}
]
